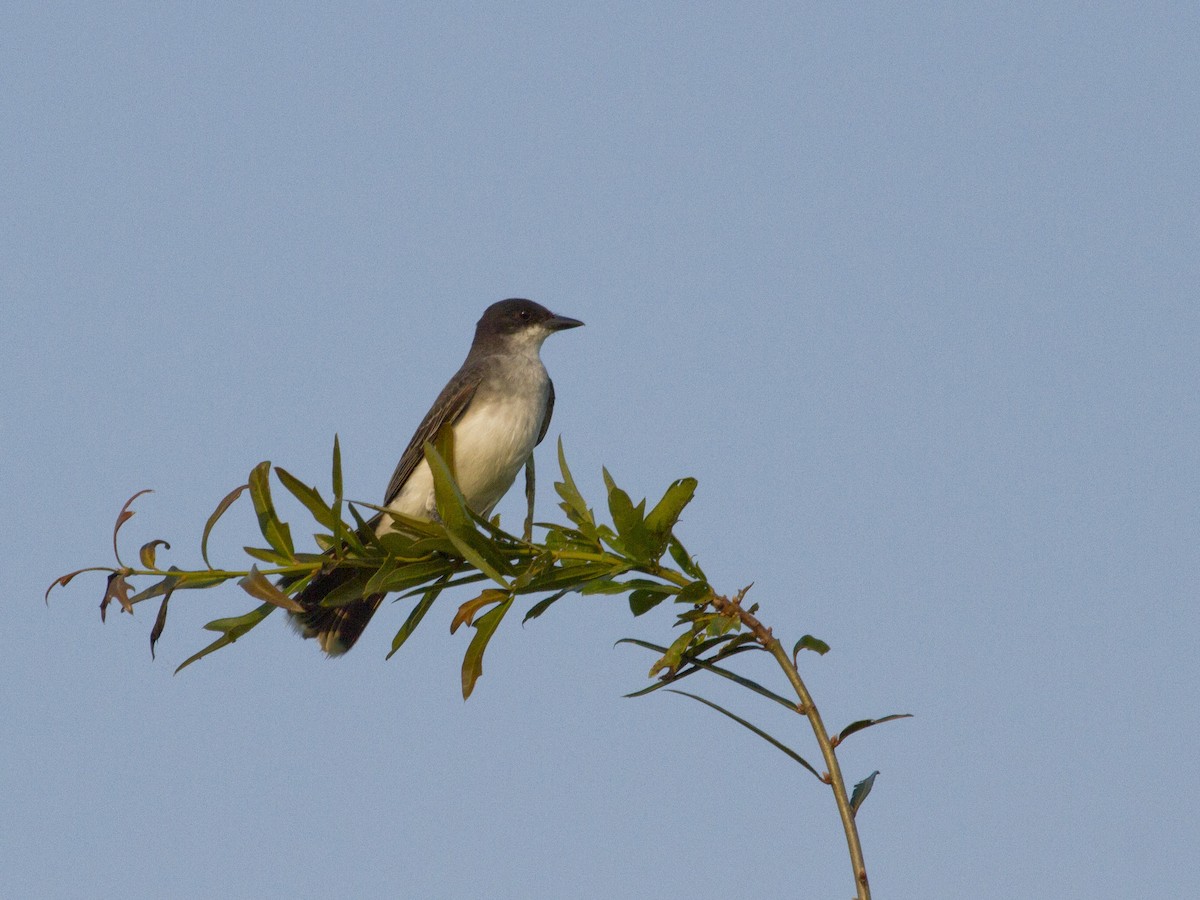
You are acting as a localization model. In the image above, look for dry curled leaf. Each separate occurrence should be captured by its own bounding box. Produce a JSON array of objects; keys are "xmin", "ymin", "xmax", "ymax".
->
[{"xmin": 100, "ymin": 572, "xmax": 134, "ymax": 622}]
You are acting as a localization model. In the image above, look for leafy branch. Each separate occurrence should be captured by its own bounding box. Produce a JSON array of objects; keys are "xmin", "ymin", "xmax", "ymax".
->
[{"xmin": 47, "ymin": 437, "xmax": 907, "ymax": 900}]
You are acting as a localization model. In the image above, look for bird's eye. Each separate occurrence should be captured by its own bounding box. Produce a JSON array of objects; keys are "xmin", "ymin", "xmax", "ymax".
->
[{"xmin": 519, "ymin": 310, "xmax": 531, "ymax": 321}]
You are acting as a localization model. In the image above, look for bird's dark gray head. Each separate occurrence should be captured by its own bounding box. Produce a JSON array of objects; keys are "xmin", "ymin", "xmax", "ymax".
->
[{"xmin": 472, "ymin": 299, "xmax": 584, "ymax": 351}]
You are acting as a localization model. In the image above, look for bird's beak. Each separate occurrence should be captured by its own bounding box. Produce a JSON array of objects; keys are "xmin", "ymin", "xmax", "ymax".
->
[{"xmin": 546, "ymin": 313, "xmax": 585, "ymax": 331}]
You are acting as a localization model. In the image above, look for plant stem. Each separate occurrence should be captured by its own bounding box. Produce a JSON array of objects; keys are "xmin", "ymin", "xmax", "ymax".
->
[{"xmin": 710, "ymin": 592, "xmax": 870, "ymax": 900}]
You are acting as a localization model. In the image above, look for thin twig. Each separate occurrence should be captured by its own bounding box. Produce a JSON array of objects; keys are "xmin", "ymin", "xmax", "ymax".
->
[{"xmin": 709, "ymin": 590, "xmax": 870, "ymax": 900}]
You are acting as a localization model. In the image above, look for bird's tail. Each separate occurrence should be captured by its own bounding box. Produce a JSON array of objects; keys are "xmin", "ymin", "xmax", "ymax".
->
[{"xmin": 288, "ymin": 566, "xmax": 384, "ymax": 656}]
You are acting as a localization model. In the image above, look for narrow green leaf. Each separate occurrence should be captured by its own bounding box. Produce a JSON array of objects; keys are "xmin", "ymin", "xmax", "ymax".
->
[
  {"xmin": 364, "ymin": 557, "xmax": 457, "ymax": 597},
  {"xmin": 578, "ymin": 578, "xmax": 634, "ymax": 595},
  {"xmin": 171, "ymin": 570, "xmax": 231, "ymax": 591},
  {"xmin": 275, "ymin": 466, "xmax": 336, "ymax": 530},
  {"xmin": 850, "ymin": 771, "xmax": 879, "ymax": 816},
  {"xmin": 387, "ymin": 576, "xmax": 449, "ymax": 659},
  {"xmin": 424, "ymin": 440, "xmax": 469, "ymax": 530},
  {"xmin": 394, "ymin": 570, "xmax": 485, "ymax": 599},
  {"xmin": 201, "ymin": 483, "xmax": 248, "ymax": 569},
  {"xmin": 248, "ymin": 461, "xmax": 294, "ymax": 560},
  {"xmin": 424, "ymin": 441, "xmax": 512, "ymax": 587},
  {"xmin": 514, "ymin": 562, "xmax": 627, "ymax": 595},
  {"xmin": 793, "ymin": 634, "xmax": 831, "ymax": 657},
  {"xmin": 618, "ymin": 646, "xmax": 743, "ymax": 698},
  {"xmin": 461, "ymin": 595, "xmax": 514, "ymax": 699},
  {"xmin": 835, "ymin": 714, "xmax": 913, "ymax": 746},
  {"xmin": 331, "ymin": 434, "xmax": 343, "ymax": 499},
  {"xmin": 554, "ymin": 438, "xmax": 594, "ymax": 530},
  {"xmin": 521, "ymin": 588, "xmax": 570, "ymax": 623},
  {"xmin": 175, "ymin": 603, "xmax": 275, "ymax": 673},
  {"xmin": 523, "ymin": 454, "xmax": 535, "ymax": 542},
  {"xmin": 666, "ymin": 690, "xmax": 821, "ymax": 780},
  {"xmin": 617, "ymin": 637, "xmax": 794, "ymax": 710},
  {"xmin": 345, "ymin": 504, "xmax": 375, "ymax": 553},
  {"xmin": 331, "ymin": 434, "xmax": 345, "ymax": 550},
  {"xmin": 128, "ymin": 568, "xmax": 230, "ymax": 608},
  {"xmin": 243, "ymin": 545, "xmax": 288, "ymax": 564}
]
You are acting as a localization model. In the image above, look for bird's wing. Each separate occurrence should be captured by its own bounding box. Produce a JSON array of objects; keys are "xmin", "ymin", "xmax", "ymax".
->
[
  {"xmin": 536, "ymin": 377, "xmax": 555, "ymax": 446},
  {"xmin": 383, "ymin": 368, "xmax": 482, "ymax": 505}
]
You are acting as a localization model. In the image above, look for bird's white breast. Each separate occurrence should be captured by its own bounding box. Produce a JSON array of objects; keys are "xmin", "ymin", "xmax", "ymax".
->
[{"xmin": 384, "ymin": 356, "xmax": 549, "ymax": 524}]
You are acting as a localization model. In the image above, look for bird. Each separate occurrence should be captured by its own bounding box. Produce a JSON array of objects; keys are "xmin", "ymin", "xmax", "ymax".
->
[{"xmin": 290, "ymin": 298, "xmax": 584, "ymax": 655}]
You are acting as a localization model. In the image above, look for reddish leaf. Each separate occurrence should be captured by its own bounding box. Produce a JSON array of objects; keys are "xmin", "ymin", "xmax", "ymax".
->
[
  {"xmin": 44, "ymin": 567, "xmax": 113, "ymax": 604},
  {"xmin": 100, "ymin": 573, "xmax": 134, "ymax": 622},
  {"xmin": 451, "ymin": 589, "xmax": 509, "ymax": 634},
  {"xmin": 149, "ymin": 576, "xmax": 180, "ymax": 660},
  {"xmin": 113, "ymin": 490, "xmax": 153, "ymax": 566},
  {"xmin": 238, "ymin": 566, "xmax": 304, "ymax": 613}
]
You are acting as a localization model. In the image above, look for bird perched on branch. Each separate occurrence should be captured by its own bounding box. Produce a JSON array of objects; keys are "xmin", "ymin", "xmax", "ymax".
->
[{"xmin": 291, "ymin": 298, "xmax": 584, "ymax": 655}]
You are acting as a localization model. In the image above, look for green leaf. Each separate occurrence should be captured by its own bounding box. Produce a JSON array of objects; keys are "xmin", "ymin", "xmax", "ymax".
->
[
  {"xmin": 461, "ymin": 594, "xmax": 514, "ymax": 699},
  {"xmin": 617, "ymin": 638, "xmax": 794, "ymax": 709},
  {"xmin": 674, "ymin": 580, "xmax": 711, "ymax": 606},
  {"xmin": 424, "ymin": 441, "xmax": 512, "ymax": 587},
  {"xmin": 666, "ymin": 690, "xmax": 821, "ymax": 780},
  {"xmin": 834, "ymin": 714, "xmax": 913, "ymax": 746},
  {"xmin": 647, "ymin": 629, "xmax": 696, "ymax": 678},
  {"xmin": 554, "ymin": 438, "xmax": 595, "ymax": 531},
  {"xmin": 175, "ymin": 603, "xmax": 276, "ymax": 673},
  {"xmin": 523, "ymin": 454, "xmax": 536, "ymax": 542},
  {"xmin": 201, "ymin": 483, "xmax": 248, "ymax": 569},
  {"xmin": 331, "ymin": 434, "xmax": 343, "ymax": 498},
  {"xmin": 248, "ymin": 461, "xmax": 294, "ymax": 560},
  {"xmin": 644, "ymin": 477, "xmax": 697, "ymax": 545},
  {"xmin": 521, "ymin": 588, "xmax": 571, "ymax": 623},
  {"xmin": 387, "ymin": 577, "xmax": 449, "ymax": 659},
  {"xmin": 578, "ymin": 578, "xmax": 634, "ymax": 595},
  {"xmin": 242, "ymin": 545, "xmax": 288, "ymax": 564},
  {"xmin": 628, "ymin": 588, "xmax": 670, "ymax": 616},
  {"xmin": 602, "ymin": 468, "xmax": 653, "ymax": 561},
  {"xmin": 128, "ymin": 569, "xmax": 230, "ymax": 608},
  {"xmin": 275, "ymin": 466, "xmax": 337, "ymax": 530},
  {"xmin": 331, "ymin": 434, "xmax": 345, "ymax": 549},
  {"xmin": 515, "ymin": 561, "xmax": 624, "ymax": 595},
  {"xmin": 618, "ymin": 647, "xmax": 757, "ymax": 699},
  {"xmin": 394, "ymin": 571, "xmax": 485, "ymax": 599},
  {"xmin": 364, "ymin": 557, "xmax": 458, "ymax": 597},
  {"xmin": 793, "ymin": 634, "xmax": 831, "ymax": 657},
  {"xmin": 138, "ymin": 539, "xmax": 170, "ymax": 570},
  {"xmin": 668, "ymin": 536, "xmax": 705, "ymax": 580},
  {"xmin": 850, "ymin": 771, "xmax": 879, "ymax": 816},
  {"xmin": 171, "ymin": 570, "xmax": 232, "ymax": 591}
]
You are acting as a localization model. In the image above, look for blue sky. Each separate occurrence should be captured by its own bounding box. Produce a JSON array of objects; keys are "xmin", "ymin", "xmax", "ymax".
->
[{"xmin": 4, "ymin": 4, "xmax": 1197, "ymax": 898}]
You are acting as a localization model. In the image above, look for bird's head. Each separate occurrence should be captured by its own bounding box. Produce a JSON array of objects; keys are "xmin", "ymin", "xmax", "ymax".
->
[{"xmin": 474, "ymin": 298, "xmax": 584, "ymax": 353}]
